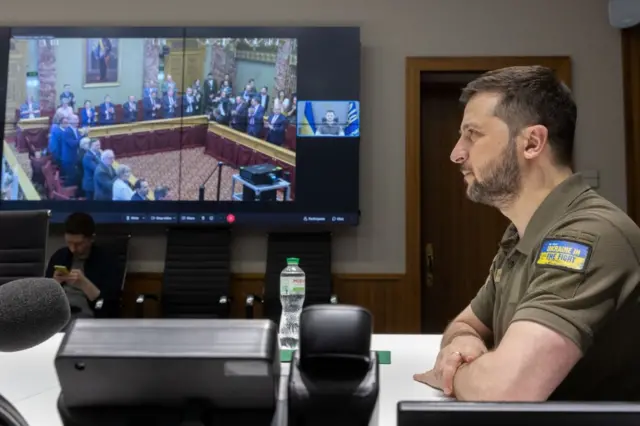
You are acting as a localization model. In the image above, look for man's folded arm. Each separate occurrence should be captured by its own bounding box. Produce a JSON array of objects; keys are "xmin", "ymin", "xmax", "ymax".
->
[{"xmin": 453, "ymin": 226, "xmax": 638, "ymax": 401}]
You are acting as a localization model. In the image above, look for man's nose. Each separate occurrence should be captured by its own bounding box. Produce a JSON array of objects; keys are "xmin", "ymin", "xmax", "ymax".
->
[{"xmin": 450, "ymin": 139, "xmax": 468, "ymax": 164}]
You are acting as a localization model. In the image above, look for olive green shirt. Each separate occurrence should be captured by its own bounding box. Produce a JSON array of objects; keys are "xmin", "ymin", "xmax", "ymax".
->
[{"xmin": 470, "ymin": 173, "xmax": 640, "ymax": 401}]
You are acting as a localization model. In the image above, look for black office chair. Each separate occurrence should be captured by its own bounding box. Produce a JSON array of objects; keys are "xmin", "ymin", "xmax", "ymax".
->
[
  {"xmin": 0, "ymin": 210, "xmax": 49, "ymax": 286},
  {"xmin": 93, "ymin": 233, "xmax": 131, "ymax": 318},
  {"xmin": 136, "ymin": 227, "xmax": 232, "ymax": 318},
  {"xmin": 245, "ymin": 232, "xmax": 337, "ymax": 322}
]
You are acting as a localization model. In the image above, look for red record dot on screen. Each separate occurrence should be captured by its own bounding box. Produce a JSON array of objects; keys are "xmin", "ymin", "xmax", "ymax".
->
[{"xmin": 226, "ymin": 214, "xmax": 236, "ymax": 224}]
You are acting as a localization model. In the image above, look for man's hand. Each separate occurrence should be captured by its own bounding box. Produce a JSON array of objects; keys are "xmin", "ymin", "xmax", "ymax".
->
[
  {"xmin": 52, "ymin": 270, "xmax": 67, "ymax": 284},
  {"xmin": 65, "ymin": 269, "xmax": 87, "ymax": 288},
  {"xmin": 413, "ymin": 335, "xmax": 488, "ymax": 395}
]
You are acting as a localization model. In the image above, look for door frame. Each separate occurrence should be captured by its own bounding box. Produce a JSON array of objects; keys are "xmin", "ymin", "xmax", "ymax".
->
[{"xmin": 405, "ymin": 56, "xmax": 572, "ymax": 332}]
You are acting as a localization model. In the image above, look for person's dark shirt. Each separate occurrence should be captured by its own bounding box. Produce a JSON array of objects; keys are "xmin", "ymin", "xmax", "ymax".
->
[{"xmin": 45, "ymin": 244, "xmax": 122, "ymax": 317}]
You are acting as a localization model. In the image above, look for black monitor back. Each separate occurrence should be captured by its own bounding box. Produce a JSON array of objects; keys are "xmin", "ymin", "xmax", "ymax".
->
[{"xmin": 397, "ymin": 401, "xmax": 640, "ymax": 426}]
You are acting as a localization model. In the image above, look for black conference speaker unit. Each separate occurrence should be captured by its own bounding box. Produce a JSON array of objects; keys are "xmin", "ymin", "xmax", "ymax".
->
[{"xmin": 56, "ymin": 319, "xmax": 280, "ymax": 426}]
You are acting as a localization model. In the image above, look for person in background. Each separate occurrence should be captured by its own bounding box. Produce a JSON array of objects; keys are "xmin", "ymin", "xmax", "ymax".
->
[
  {"xmin": 20, "ymin": 96, "xmax": 40, "ymax": 119},
  {"xmin": 413, "ymin": 66, "xmax": 640, "ymax": 402},
  {"xmin": 163, "ymin": 89, "xmax": 177, "ymax": 119},
  {"xmin": 258, "ymin": 86, "xmax": 270, "ymax": 113},
  {"xmin": 59, "ymin": 84, "xmax": 75, "ymax": 109},
  {"xmin": 82, "ymin": 139, "xmax": 101, "ymax": 200},
  {"xmin": 221, "ymin": 74, "xmax": 232, "ymax": 93},
  {"xmin": 123, "ymin": 95, "xmax": 138, "ymax": 123},
  {"xmin": 286, "ymin": 93, "xmax": 297, "ymax": 120},
  {"xmin": 99, "ymin": 95, "xmax": 115, "ymax": 125},
  {"xmin": 162, "ymin": 74, "xmax": 176, "ymax": 96},
  {"xmin": 112, "ymin": 164, "xmax": 134, "ymax": 201},
  {"xmin": 220, "ymin": 80, "xmax": 232, "ymax": 97},
  {"xmin": 230, "ymin": 95, "xmax": 249, "ymax": 132},
  {"xmin": 144, "ymin": 89, "xmax": 161, "ymax": 121},
  {"xmin": 154, "ymin": 185, "xmax": 170, "ymax": 200},
  {"xmin": 93, "ymin": 149, "xmax": 116, "ymax": 201},
  {"xmin": 273, "ymin": 90, "xmax": 290, "ymax": 114},
  {"xmin": 48, "ymin": 112, "xmax": 67, "ymax": 165},
  {"xmin": 247, "ymin": 97, "xmax": 264, "ymax": 137},
  {"xmin": 315, "ymin": 110, "xmax": 345, "ymax": 136},
  {"xmin": 57, "ymin": 97, "xmax": 74, "ymax": 118},
  {"xmin": 203, "ymin": 73, "xmax": 217, "ymax": 102},
  {"xmin": 80, "ymin": 100, "xmax": 96, "ymax": 127},
  {"xmin": 131, "ymin": 178, "xmax": 149, "ymax": 200},
  {"xmin": 182, "ymin": 87, "xmax": 197, "ymax": 116},
  {"xmin": 46, "ymin": 212, "xmax": 122, "ymax": 319},
  {"xmin": 61, "ymin": 114, "xmax": 81, "ymax": 184},
  {"xmin": 265, "ymin": 106, "xmax": 287, "ymax": 146},
  {"xmin": 76, "ymin": 137, "xmax": 91, "ymax": 193}
]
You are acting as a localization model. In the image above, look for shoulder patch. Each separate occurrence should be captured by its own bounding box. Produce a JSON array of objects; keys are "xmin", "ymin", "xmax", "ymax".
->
[{"xmin": 536, "ymin": 238, "xmax": 592, "ymax": 272}]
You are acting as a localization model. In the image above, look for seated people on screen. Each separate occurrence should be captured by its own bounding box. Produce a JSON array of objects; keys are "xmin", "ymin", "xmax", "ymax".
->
[
  {"xmin": 59, "ymin": 84, "xmax": 76, "ymax": 109},
  {"xmin": 99, "ymin": 95, "xmax": 115, "ymax": 125},
  {"xmin": 123, "ymin": 95, "xmax": 138, "ymax": 123},
  {"xmin": 20, "ymin": 96, "xmax": 41, "ymax": 119},
  {"xmin": 46, "ymin": 212, "xmax": 122, "ymax": 319},
  {"xmin": 93, "ymin": 149, "xmax": 116, "ymax": 201},
  {"xmin": 144, "ymin": 89, "xmax": 161, "ymax": 120},
  {"xmin": 315, "ymin": 110, "xmax": 345, "ymax": 136},
  {"xmin": 112, "ymin": 164, "xmax": 134, "ymax": 201},
  {"xmin": 266, "ymin": 106, "xmax": 287, "ymax": 146},
  {"xmin": 80, "ymin": 100, "xmax": 97, "ymax": 127}
]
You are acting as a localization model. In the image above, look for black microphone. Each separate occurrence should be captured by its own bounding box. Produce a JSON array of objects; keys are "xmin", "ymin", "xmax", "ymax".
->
[
  {"xmin": 198, "ymin": 161, "xmax": 225, "ymax": 202},
  {"xmin": 0, "ymin": 277, "xmax": 71, "ymax": 352}
]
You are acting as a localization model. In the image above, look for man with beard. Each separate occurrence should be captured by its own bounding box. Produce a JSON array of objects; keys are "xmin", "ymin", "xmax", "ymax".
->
[{"xmin": 413, "ymin": 66, "xmax": 640, "ymax": 402}]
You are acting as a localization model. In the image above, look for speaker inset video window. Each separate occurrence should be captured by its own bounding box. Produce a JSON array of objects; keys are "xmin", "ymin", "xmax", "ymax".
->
[{"xmin": 296, "ymin": 100, "xmax": 360, "ymax": 137}]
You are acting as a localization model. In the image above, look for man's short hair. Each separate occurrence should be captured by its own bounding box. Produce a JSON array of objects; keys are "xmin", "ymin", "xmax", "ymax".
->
[
  {"xmin": 134, "ymin": 178, "xmax": 146, "ymax": 190},
  {"xmin": 460, "ymin": 65, "xmax": 577, "ymax": 166},
  {"xmin": 64, "ymin": 212, "xmax": 95, "ymax": 237}
]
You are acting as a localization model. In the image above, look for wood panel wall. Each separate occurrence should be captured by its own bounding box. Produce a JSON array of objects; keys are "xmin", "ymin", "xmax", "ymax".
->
[{"xmin": 122, "ymin": 272, "xmax": 409, "ymax": 333}]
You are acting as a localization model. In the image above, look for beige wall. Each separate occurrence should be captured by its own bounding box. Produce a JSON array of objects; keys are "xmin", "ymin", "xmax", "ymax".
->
[{"xmin": 5, "ymin": 0, "xmax": 625, "ymax": 274}]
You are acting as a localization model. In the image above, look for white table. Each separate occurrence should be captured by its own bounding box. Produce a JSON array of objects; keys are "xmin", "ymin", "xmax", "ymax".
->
[{"xmin": 0, "ymin": 333, "xmax": 448, "ymax": 426}]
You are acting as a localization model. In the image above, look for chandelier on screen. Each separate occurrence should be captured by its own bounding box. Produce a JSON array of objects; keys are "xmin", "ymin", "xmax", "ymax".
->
[{"xmin": 195, "ymin": 38, "xmax": 283, "ymax": 48}]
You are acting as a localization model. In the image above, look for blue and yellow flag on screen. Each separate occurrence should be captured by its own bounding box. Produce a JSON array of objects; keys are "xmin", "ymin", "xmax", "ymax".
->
[
  {"xmin": 299, "ymin": 101, "xmax": 316, "ymax": 135},
  {"xmin": 344, "ymin": 101, "xmax": 360, "ymax": 136}
]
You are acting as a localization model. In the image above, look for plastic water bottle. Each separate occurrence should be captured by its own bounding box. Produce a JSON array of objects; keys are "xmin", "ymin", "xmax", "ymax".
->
[{"xmin": 279, "ymin": 257, "xmax": 306, "ymax": 349}]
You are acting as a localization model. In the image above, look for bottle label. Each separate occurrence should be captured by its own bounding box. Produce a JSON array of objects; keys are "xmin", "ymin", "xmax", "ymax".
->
[{"xmin": 280, "ymin": 277, "xmax": 305, "ymax": 295}]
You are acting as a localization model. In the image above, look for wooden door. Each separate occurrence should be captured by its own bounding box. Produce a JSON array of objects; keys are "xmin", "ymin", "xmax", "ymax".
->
[
  {"xmin": 419, "ymin": 80, "xmax": 509, "ymax": 332},
  {"xmin": 163, "ymin": 39, "xmax": 206, "ymax": 93}
]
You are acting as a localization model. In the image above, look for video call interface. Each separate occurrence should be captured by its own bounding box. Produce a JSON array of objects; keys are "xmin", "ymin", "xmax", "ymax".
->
[{"xmin": 0, "ymin": 29, "xmax": 361, "ymax": 224}]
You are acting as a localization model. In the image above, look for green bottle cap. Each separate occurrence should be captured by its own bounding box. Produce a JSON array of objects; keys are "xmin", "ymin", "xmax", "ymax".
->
[{"xmin": 286, "ymin": 257, "xmax": 300, "ymax": 265}]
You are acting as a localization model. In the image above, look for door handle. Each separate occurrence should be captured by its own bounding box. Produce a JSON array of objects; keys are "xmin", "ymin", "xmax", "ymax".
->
[{"xmin": 425, "ymin": 243, "xmax": 435, "ymax": 287}]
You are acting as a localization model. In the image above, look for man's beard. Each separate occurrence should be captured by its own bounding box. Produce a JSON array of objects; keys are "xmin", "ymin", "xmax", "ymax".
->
[{"xmin": 465, "ymin": 139, "xmax": 521, "ymax": 209}]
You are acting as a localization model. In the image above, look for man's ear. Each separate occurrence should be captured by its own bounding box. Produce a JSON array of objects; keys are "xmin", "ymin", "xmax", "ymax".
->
[{"xmin": 522, "ymin": 125, "xmax": 549, "ymax": 160}]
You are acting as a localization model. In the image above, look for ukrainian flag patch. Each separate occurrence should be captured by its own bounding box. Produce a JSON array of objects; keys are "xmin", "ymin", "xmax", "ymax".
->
[{"xmin": 536, "ymin": 239, "xmax": 591, "ymax": 272}]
